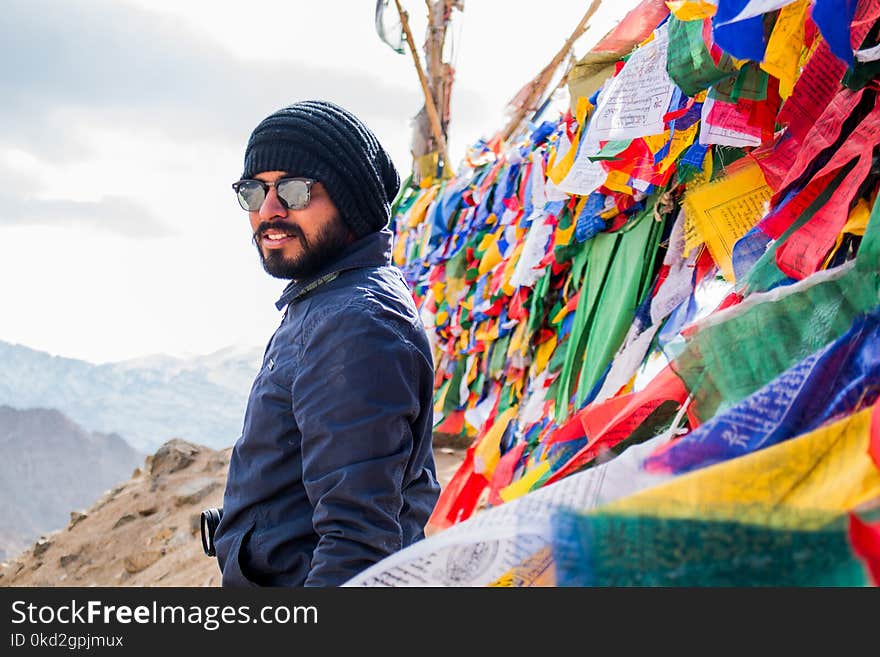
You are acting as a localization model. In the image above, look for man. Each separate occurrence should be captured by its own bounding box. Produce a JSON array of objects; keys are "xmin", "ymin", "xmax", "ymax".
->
[{"xmin": 213, "ymin": 100, "xmax": 441, "ymax": 587}]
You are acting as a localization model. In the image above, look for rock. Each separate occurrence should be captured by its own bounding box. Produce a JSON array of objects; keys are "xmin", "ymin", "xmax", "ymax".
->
[
  {"xmin": 204, "ymin": 455, "xmax": 228, "ymax": 473},
  {"xmin": 151, "ymin": 527, "xmax": 174, "ymax": 544},
  {"xmin": 113, "ymin": 513, "xmax": 137, "ymax": 529},
  {"xmin": 150, "ymin": 439, "xmax": 200, "ymax": 477},
  {"xmin": 167, "ymin": 530, "xmax": 190, "ymax": 548},
  {"xmin": 173, "ymin": 478, "xmax": 220, "ymax": 507},
  {"xmin": 123, "ymin": 549, "xmax": 164, "ymax": 574},
  {"xmin": 138, "ymin": 506, "xmax": 158, "ymax": 517},
  {"xmin": 68, "ymin": 511, "xmax": 88, "ymax": 530},
  {"xmin": 33, "ymin": 538, "xmax": 52, "ymax": 558},
  {"xmin": 59, "ymin": 553, "xmax": 79, "ymax": 568}
]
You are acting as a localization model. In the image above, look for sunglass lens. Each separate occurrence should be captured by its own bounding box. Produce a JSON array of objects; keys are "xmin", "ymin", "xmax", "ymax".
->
[
  {"xmin": 235, "ymin": 180, "xmax": 266, "ymax": 211},
  {"xmin": 276, "ymin": 179, "xmax": 310, "ymax": 210}
]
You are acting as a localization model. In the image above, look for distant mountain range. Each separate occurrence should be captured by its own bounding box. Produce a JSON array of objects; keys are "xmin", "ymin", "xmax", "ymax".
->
[
  {"xmin": 0, "ymin": 340, "xmax": 263, "ymax": 451},
  {"xmin": 0, "ymin": 405, "xmax": 145, "ymax": 561}
]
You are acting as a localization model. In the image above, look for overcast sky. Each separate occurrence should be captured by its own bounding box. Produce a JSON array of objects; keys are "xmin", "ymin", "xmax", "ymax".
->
[{"xmin": 0, "ymin": 0, "xmax": 641, "ymax": 364}]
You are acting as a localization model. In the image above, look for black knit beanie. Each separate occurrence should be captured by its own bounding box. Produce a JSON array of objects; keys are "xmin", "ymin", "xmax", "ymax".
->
[{"xmin": 241, "ymin": 100, "xmax": 401, "ymax": 238}]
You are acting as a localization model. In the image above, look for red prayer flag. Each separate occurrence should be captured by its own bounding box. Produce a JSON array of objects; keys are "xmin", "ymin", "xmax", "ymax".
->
[
  {"xmin": 544, "ymin": 365, "xmax": 690, "ymax": 486},
  {"xmin": 848, "ymin": 513, "xmax": 880, "ymax": 587},
  {"xmin": 426, "ymin": 446, "xmax": 489, "ymax": 532},
  {"xmin": 487, "ymin": 442, "xmax": 527, "ymax": 506}
]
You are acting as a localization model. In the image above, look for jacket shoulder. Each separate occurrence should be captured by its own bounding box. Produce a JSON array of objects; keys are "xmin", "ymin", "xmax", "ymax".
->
[{"xmin": 305, "ymin": 266, "xmax": 420, "ymax": 330}]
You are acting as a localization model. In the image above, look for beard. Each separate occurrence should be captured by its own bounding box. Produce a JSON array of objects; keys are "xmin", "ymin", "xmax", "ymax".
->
[{"xmin": 253, "ymin": 215, "xmax": 352, "ymax": 280}]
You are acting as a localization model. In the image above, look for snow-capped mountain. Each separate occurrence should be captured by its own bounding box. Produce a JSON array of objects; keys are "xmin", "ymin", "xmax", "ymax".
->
[{"xmin": 0, "ymin": 340, "xmax": 263, "ymax": 451}]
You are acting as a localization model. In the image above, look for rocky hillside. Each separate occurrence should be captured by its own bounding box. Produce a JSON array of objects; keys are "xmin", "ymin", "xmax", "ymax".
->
[
  {"xmin": 0, "ymin": 341, "xmax": 262, "ymax": 452},
  {"xmin": 0, "ymin": 405, "xmax": 144, "ymax": 561},
  {"xmin": 0, "ymin": 438, "xmax": 466, "ymax": 587}
]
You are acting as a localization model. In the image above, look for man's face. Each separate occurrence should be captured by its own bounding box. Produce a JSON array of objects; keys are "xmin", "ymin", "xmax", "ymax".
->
[{"xmin": 249, "ymin": 171, "xmax": 354, "ymax": 280}]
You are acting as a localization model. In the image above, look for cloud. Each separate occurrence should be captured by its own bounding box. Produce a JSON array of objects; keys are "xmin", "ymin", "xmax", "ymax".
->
[
  {"xmin": 0, "ymin": 0, "xmax": 421, "ymax": 161},
  {"xmin": 0, "ymin": 193, "xmax": 172, "ymax": 238}
]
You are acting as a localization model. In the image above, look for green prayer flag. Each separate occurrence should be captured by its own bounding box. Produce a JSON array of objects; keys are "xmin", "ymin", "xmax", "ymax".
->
[
  {"xmin": 666, "ymin": 16, "xmax": 736, "ymax": 98},
  {"xmin": 672, "ymin": 267, "xmax": 880, "ymax": 423},
  {"xmin": 575, "ymin": 207, "xmax": 664, "ymax": 407},
  {"xmin": 553, "ymin": 509, "xmax": 868, "ymax": 586}
]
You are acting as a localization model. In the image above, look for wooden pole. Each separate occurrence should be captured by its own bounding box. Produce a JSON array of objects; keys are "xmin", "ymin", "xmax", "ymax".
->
[
  {"xmin": 531, "ymin": 48, "xmax": 579, "ymax": 123},
  {"xmin": 500, "ymin": 0, "xmax": 602, "ymax": 143},
  {"xmin": 394, "ymin": 0, "xmax": 449, "ymax": 171}
]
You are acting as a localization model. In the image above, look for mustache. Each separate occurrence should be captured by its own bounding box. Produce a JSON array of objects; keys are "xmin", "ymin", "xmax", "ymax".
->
[{"xmin": 252, "ymin": 221, "xmax": 306, "ymax": 244}]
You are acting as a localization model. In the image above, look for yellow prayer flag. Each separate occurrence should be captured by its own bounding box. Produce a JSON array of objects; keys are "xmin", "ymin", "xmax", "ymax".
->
[
  {"xmin": 642, "ymin": 131, "xmax": 669, "ymax": 155},
  {"xmin": 551, "ymin": 304, "xmax": 569, "ymax": 325},
  {"xmin": 414, "ymin": 151, "xmax": 454, "ymax": 186},
  {"xmin": 822, "ymin": 198, "xmax": 873, "ymax": 268},
  {"xmin": 602, "ymin": 170, "xmax": 634, "ymax": 195},
  {"xmin": 682, "ymin": 158, "xmax": 771, "ymax": 281},
  {"xmin": 566, "ymin": 52, "xmax": 620, "ymax": 115},
  {"xmin": 417, "ymin": 223, "xmax": 432, "ymax": 260},
  {"xmin": 682, "ymin": 145, "xmax": 713, "ymax": 260},
  {"xmin": 659, "ymin": 121, "xmax": 700, "ymax": 174},
  {"xmin": 407, "ymin": 186, "xmax": 439, "ymax": 229},
  {"xmin": 555, "ymin": 217, "xmax": 576, "ymax": 248},
  {"xmin": 842, "ymin": 197, "xmax": 872, "ymax": 237},
  {"xmin": 392, "ymin": 232, "xmax": 408, "ymax": 266},
  {"xmin": 475, "ymin": 320, "xmax": 500, "ymax": 342},
  {"xmin": 434, "ymin": 382, "xmax": 449, "ymax": 414},
  {"xmin": 603, "ymin": 407, "xmax": 880, "ymax": 528},
  {"xmin": 444, "ymin": 276, "xmax": 466, "ymax": 311},
  {"xmin": 665, "ymin": 0, "xmax": 717, "ymax": 21},
  {"xmin": 478, "ymin": 240, "xmax": 504, "ymax": 276},
  {"xmin": 547, "ymin": 96, "xmax": 591, "ymax": 185},
  {"xmin": 478, "ymin": 230, "xmax": 497, "ymax": 251},
  {"xmin": 487, "ymin": 547, "xmax": 556, "ymax": 587},
  {"xmin": 466, "ymin": 353, "xmax": 480, "ymax": 386},
  {"xmin": 492, "ymin": 408, "xmax": 876, "ymax": 586},
  {"xmin": 499, "ymin": 460, "xmax": 550, "ymax": 503},
  {"xmin": 507, "ymin": 320, "xmax": 528, "ymax": 356},
  {"xmin": 618, "ymin": 372, "xmax": 636, "ymax": 397},
  {"xmin": 501, "ymin": 241, "xmax": 524, "ymax": 296},
  {"xmin": 760, "ymin": 0, "xmax": 809, "ymax": 100},
  {"xmin": 533, "ymin": 334, "xmax": 557, "ymax": 375},
  {"xmin": 474, "ymin": 406, "xmax": 518, "ymax": 479},
  {"xmin": 511, "ymin": 371, "xmax": 526, "ymax": 399},
  {"xmin": 683, "ymin": 214, "xmax": 704, "ymax": 257},
  {"xmin": 430, "ymin": 282, "xmax": 445, "ymax": 304}
]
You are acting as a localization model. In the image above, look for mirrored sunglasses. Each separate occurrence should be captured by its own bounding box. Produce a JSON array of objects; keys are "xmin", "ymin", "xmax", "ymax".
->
[{"xmin": 232, "ymin": 177, "xmax": 315, "ymax": 212}]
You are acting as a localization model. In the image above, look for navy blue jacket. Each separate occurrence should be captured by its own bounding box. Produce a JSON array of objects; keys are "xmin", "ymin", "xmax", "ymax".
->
[{"xmin": 214, "ymin": 229, "xmax": 440, "ymax": 587}]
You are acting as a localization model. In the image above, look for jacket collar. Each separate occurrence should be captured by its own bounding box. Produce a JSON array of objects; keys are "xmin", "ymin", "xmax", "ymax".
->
[{"xmin": 275, "ymin": 228, "xmax": 393, "ymax": 310}]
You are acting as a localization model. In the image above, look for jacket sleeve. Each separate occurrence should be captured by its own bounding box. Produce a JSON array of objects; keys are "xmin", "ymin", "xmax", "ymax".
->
[{"xmin": 292, "ymin": 302, "xmax": 422, "ymax": 587}]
